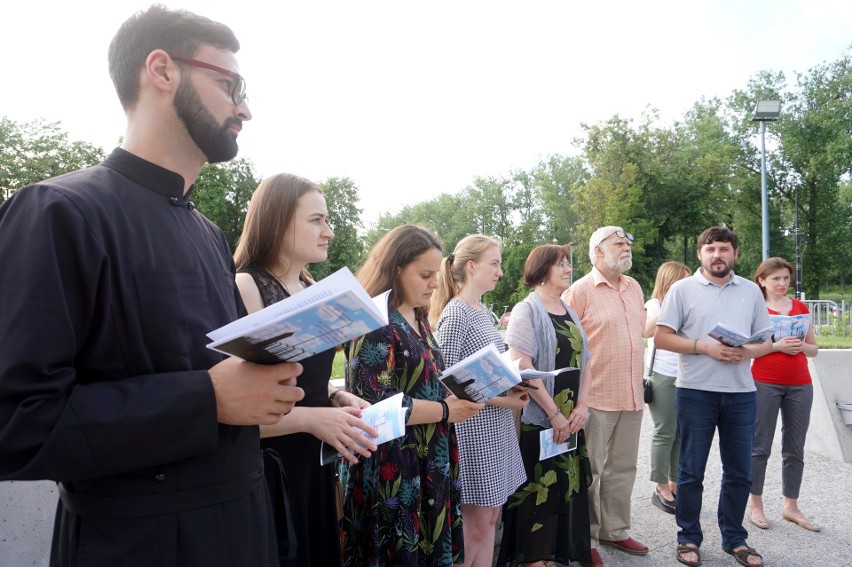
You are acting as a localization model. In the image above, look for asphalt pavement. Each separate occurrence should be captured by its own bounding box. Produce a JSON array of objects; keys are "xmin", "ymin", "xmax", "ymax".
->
[{"xmin": 500, "ymin": 409, "xmax": 852, "ymax": 567}]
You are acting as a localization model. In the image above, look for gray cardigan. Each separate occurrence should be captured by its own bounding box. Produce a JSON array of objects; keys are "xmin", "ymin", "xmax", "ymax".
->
[{"xmin": 504, "ymin": 291, "xmax": 591, "ymax": 427}]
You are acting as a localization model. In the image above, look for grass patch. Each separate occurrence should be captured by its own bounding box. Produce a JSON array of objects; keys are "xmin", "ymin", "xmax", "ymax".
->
[
  {"xmin": 816, "ymin": 334, "xmax": 852, "ymax": 349},
  {"xmin": 331, "ymin": 349, "xmax": 346, "ymax": 379}
]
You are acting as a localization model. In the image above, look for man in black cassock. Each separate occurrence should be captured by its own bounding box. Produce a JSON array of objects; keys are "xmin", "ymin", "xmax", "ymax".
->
[{"xmin": 0, "ymin": 6, "xmax": 305, "ymax": 566}]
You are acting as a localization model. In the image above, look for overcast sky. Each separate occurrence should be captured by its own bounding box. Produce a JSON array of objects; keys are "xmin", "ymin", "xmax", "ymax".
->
[{"xmin": 2, "ymin": 0, "xmax": 850, "ymax": 225}]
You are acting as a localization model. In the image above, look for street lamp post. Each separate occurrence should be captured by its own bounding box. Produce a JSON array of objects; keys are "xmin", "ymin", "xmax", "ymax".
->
[
  {"xmin": 568, "ymin": 242, "xmax": 577, "ymax": 285},
  {"xmin": 753, "ymin": 100, "xmax": 781, "ymax": 261},
  {"xmin": 795, "ymin": 187, "xmax": 803, "ymax": 299}
]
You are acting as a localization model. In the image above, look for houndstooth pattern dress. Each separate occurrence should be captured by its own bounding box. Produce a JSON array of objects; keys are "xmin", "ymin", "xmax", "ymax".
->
[{"xmin": 435, "ymin": 298, "xmax": 527, "ymax": 507}]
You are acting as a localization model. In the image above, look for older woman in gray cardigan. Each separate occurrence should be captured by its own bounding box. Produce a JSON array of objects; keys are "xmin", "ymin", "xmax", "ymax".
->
[{"xmin": 496, "ymin": 243, "xmax": 594, "ymax": 567}]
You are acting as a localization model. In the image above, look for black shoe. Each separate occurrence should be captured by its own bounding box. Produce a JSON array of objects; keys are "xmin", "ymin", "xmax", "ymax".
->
[{"xmin": 652, "ymin": 488, "xmax": 676, "ymax": 514}]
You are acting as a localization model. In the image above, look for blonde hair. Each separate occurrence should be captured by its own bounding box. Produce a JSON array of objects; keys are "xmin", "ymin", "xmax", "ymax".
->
[
  {"xmin": 651, "ymin": 261, "xmax": 692, "ymax": 302},
  {"xmin": 429, "ymin": 234, "xmax": 501, "ymax": 325}
]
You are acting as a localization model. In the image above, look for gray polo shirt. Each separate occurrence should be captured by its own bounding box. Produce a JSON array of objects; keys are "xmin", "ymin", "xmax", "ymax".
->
[{"xmin": 657, "ymin": 268, "xmax": 772, "ymax": 393}]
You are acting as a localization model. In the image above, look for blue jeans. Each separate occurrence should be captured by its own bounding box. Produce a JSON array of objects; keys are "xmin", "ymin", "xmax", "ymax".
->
[{"xmin": 675, "ymin": 387, "xmax": 756, "ymax": 551}]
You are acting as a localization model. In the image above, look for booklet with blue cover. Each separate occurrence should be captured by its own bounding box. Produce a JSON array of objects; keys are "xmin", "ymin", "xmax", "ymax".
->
[
  {"xmin": 539, "ymin": 428, "xmax": 578, "ymax": 461},
  {"xmin": 768, "ymin": 314, "xmax": 810, "ymax": 340},
  {"xmin": 439, "ymin": 344, "xmax": 572, "ymax": 403},
  {"xmin": 207, "ymin": 267, "xmax": 390, "ymax": 363},
  {"xmin": 320, "ymin": 393, "xmax": 406, "ymax": 465},
  {"xmin": 708, "ymin": 322, "xmax": 773, "ymax": 347}
]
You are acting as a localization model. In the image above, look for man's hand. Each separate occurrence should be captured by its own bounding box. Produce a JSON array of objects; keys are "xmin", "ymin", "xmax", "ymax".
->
[
  {"xmin": 209, "ymin": 357, "xmax": 305, "ymax": 425},
  {"xmin": 703, "ymin": 341, "xmax": 745, "ymax": 364}
]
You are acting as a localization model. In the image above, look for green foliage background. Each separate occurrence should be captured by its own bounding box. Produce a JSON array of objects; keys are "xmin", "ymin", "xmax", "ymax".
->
[{"xmin": 3, "ymin": 49, "xmax": 851, "ymax": 312}]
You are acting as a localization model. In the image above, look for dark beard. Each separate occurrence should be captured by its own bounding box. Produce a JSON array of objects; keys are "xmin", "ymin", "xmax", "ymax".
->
[
  {"xmin": 706, "ymin": 261, "xmax": 732, "ymax": 278},
  {"xmin": 174, "ymin": 80, "xmax": 240, "ymax": 163}
]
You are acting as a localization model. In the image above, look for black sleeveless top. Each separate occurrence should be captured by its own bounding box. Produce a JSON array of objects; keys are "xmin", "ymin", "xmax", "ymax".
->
[
  {"xmin": 239, "ymin": 267, "xmax": 342, "ymax": 567},
  {"xmin": 240, "ymin": 267, "xmax": 336, "ymax": 407}
]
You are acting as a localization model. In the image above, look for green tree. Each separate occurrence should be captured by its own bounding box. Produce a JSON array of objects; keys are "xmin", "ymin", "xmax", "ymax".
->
[
  {"xmin": 534, "ymin": 154, "xmax": 588, "ymax": 249},
  {"xmin": 1, "ymin": 117, "xmax": 104, "ymax": 202},
  {"xmin": 193, "ymin": 158, "xmax": 259, "ymax": 251},
  {"xmin": 311, "ymin": 177, "xmax": 365, "ymax": 279}
]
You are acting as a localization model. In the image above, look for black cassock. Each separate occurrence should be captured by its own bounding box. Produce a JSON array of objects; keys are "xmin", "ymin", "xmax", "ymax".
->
[{"xmin": 0, "ymin": 149, "xmax": 283, "ymax": 566}]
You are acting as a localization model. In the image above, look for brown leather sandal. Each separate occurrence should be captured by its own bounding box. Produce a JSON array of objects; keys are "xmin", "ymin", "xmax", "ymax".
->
[
  {"xmin": 724, "ymin": 546, "xmax": 763, "ymax": 567},
  {"xmin": 676, "ymin": 543, "xmax": 701, "ymax": 566}
]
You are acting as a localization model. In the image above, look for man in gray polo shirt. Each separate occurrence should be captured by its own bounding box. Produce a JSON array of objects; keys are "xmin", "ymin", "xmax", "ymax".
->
[{"xmin": 655, "ymin": 227, "xmax": 772, "ymax": 567}]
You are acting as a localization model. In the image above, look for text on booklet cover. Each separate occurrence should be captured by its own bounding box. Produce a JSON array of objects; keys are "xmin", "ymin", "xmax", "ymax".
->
[
  {"xmin": 207, "ymin": 267, "xmax": 390, "ymax": 363},
  {"xmin": 439, "ymin": 344, "xmax": 574, "ymax": 403},
  {"xmin": 708, "ymin": 322, "xmax": 773, "ymax": 347}
]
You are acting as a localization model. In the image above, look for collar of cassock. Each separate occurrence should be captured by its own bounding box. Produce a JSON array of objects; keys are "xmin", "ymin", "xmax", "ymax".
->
[{"xmin": 103, "ymin": 147, "xmax": 197, "ymax": 209}]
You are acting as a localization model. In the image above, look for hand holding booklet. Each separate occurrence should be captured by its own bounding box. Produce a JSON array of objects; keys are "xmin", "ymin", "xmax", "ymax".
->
[
  {"xmin": 539, "ymin": 429, "xmax": 578, "ymax": 461},
  {"xmin": 206, "ymin": 267, "xmax": 390, "ymax": 363},
  {"xmin": 439, "ymin": 344, "xmax": 574, "ymax": 403},
  {"xmin": 708, "ymin": 322, "xmax": 773, "ymax": 347},
  {"xmin": 320, "ymin": 392, "xmax": 407, "ymax": 465},
  {"xmin": 769, "ymin": 314, "xmax": 810, "ymax": 340}
]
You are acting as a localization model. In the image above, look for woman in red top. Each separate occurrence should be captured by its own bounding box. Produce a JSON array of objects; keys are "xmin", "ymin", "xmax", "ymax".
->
[{"xmin": 748, "ymin": 257, "xmax": 820, "ymax": 532}]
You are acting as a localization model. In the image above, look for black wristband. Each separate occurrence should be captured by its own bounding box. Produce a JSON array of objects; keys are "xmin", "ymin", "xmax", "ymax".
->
[{"xmin": 438, "ymin": 399, "xmax": 449, "ymax": 423}]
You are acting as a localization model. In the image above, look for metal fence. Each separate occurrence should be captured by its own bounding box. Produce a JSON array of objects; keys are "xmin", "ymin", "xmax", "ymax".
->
[{"xmin": 804, "ymin": 299, "xmax": 850, "ymax": 334}]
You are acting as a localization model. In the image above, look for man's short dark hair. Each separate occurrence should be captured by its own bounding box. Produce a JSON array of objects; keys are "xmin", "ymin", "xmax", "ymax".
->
[
  {"xmin": 697, "ymin": 226, "xmax": 739, "ymax": 250},
  {"xmin": 108, "ymin": 4, "xmax": 240, "ymax": 109}
]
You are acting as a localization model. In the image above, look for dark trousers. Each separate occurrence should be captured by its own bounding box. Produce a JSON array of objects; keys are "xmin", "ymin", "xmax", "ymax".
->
[
  {"xmin": 751, "ymin": 382, "xmax": 813, "ymax": 499},
  {"xmin": 675, "ymin": 388, "xmax": 756, "ymax": 552}
]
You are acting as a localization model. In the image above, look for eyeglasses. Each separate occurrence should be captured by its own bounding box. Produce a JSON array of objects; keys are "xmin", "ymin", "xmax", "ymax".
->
[
  {"xmin": 170, "ymin": 54, "xmax": 248, "ymax": 106},
  {"xmin": 555, "ymin": 260, "xmax": 572, "ymax": 271},
  {"xmin": 599, "ymin": 230, "xmax": 634, "ymax": 245}
]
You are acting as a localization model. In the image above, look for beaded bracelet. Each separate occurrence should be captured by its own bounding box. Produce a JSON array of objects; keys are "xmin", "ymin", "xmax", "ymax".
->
[{"xmin": 546, "ymin": 408, "xmax": 561, "ymax": 422}]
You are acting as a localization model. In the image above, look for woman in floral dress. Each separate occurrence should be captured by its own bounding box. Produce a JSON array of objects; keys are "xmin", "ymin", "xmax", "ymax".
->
[
  {"xmin": 496, "ymin": 243, "xmax": 593, "ymax": 567},
  {"xmin": 340, "ymin": 225, "xmax": 484, "ymax": 567}
]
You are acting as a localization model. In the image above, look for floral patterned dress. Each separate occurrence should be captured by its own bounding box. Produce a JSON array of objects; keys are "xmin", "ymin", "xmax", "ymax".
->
[
  {"xmin": 496, "ymin": 311, "xmax": 592, "ymax": 566},
  {"xmin": 340, "ymin": 311, "xmax": 463, "ymax": 567}
]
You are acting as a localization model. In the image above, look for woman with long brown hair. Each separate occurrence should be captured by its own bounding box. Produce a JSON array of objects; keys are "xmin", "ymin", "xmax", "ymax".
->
[
  {"xmin": 340, "ymin": 224, "xmax": 483, "ymax": 566},
  {"xmin": 234, "ymin": 173, "xmax": 377, "ymax": 566}
]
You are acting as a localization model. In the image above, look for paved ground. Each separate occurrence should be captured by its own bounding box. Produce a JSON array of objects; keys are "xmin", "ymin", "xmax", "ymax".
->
[{"xmin": 505, "ymin": 409, "xmax": 852, "ymax": 567}]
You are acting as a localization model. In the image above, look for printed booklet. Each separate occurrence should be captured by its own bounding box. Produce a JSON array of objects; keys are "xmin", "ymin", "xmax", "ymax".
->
[
  {"xmin": 768, "ymin": 314, "xmax": 810, "ymax": 340},
  {"xmin": 320, "ymin": 393, "xmax": 406, "ymax": 465},
  {"xmin": 207, "ymin": 267, "xmax": 390, "ymax": 363},
  {"xmin": 708, "ymin": 322, "xmax": 773, "ymax": 347},
  {"xmin": 439, "ymin": 343, "xmax": 574, "ymax": 403},
  {"xmin": 539, "ymin": 428, "xmax": 578, "ymax": 461}
]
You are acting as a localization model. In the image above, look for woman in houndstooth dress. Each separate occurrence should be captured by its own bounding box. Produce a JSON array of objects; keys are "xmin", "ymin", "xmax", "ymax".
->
[{"xmin": 430, "ymin": 234, "xmax": 528, "ymax": 567}]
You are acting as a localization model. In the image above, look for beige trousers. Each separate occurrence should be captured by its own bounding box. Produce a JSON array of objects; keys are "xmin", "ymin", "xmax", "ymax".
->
[{"xmin": 585, "ymin": 407, "xmax": 644, "ymax": 547}]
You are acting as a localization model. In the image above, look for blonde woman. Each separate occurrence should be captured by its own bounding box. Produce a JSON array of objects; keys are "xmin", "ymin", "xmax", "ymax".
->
[
  {"xmin": 431, "ymin": 235, "xmax": 528, "ymax": 567},
  {"xmin": 643, "ymin": 261, "xmax": 691, "ymax": 514}
]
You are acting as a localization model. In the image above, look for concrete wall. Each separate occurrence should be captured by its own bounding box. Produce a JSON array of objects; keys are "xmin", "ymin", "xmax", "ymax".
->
[
  {"xmin": 805, "ymin": 349, "xmax": 852, "ymax": 462},
  {"xmin": 0, "ymin": 481, "xmax": 54, "ymax": 567}
]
